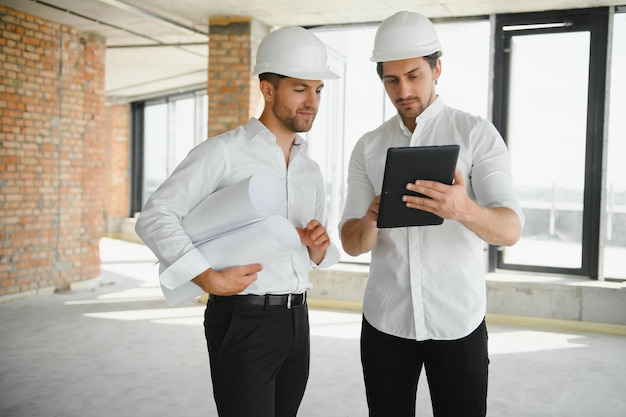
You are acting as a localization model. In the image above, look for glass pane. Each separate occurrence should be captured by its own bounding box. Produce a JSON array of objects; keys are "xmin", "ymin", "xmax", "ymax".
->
[
  {"xmin": 171, "ymin": 97, "xmax": 196, "ymax": 171},
  {"xmin": 502, "ymin": 32, "xmax": 590, "ymax": 268},
  {"xmin": 436, "ymin": 20, "xmax": 491, "ymax": 118},
  {"xmin": 312, "ymin": 26, "xmax": 381, "ymax": 264},
  {"xmin": 143, "ymin": 103, "xmax": 168, "ymax": 206},
  {"xmin": 604, "ymin": 12, "xmax": 626, "ymax": 280}
]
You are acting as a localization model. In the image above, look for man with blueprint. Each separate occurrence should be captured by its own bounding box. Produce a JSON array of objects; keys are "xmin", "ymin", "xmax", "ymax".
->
[{"xmin": 135, "ymin": 26, "xmax": 340, "ymax": 417}]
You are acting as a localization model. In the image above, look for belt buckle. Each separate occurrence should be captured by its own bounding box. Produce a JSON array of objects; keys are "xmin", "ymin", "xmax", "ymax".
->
[{"xmin": 287, "ymin": 294, "xmax": 292, "ymax": 309}]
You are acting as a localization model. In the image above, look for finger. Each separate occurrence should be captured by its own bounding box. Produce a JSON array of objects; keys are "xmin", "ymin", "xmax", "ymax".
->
[
  {"xmin": 309, "ymin": 226, "xmax": 326, "ymax": 241},
  {"xmin": 224, "ymin": 276, "xmax": 255, "ymax": 295},
  {"xmin": 247, "ymin": 263, "xmax": 263, "ymax": 274},
  {"xmin": 369, "ymin": 201, "xmax": 379, "ymax": 216},
  {"xmin": 311, "ymin": 233, "xmax": 327, "ymax": 247},
  {"xmin": 406, "ymin": 182, "xmax": 427, "ymax": 198},
  {"xmin": 240, "ymin": 273, "xmax": 258, "ymax": 285},
  {"xmin": 453, "ymin": 169, "xmax": 464, "ymax": 186},
  {"xmin": 236, "ymin": 263, "xmax": 263, "ymax": 276},
  {"xmin": 317, "ymin": 236, "xmax": 330, "ymax": 250},
  {"xmin": 403, "ymin": 195, "xmax": 428, "ymax": 209},
  {"xmin": 306, "ymin": 219, "xmax": 321, "ymax": 230}
]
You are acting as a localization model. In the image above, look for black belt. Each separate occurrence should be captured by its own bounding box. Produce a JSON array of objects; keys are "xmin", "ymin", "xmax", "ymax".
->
[{"xmin": 208, "ymin": 293, "xmax": 307, "ymax": 309}]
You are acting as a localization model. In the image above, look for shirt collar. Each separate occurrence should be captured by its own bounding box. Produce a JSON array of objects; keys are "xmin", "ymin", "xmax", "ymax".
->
[
  {"xmin": 245, "ymin": 117, "xmax": 272, "ymax": 141},
  {"xmin": 244, "ymin": 117, "xmax": 308, "ymax": 151},
  {"xmin": 396, "ymin": 96, "xmax": 445, "ymax": 137}
]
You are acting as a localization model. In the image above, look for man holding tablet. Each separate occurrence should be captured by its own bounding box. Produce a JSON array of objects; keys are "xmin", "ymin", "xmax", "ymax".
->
[{"xmin": 339, "ymin": 11, "xmax": 524, "ymax": 417}]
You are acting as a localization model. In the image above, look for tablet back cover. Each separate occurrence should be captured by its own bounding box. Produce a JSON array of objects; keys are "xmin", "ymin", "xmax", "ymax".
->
[{"xmin": 377, "ymin": 145, "xmax": 460, "ymax": 228}]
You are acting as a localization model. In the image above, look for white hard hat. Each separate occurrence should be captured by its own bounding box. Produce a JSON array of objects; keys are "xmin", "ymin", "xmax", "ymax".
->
[
  {"xmin": 252, "ymin": 26, "xmax": 340, "ymax": 80},
  {"xmin": 371, "ymin": 11, "xmax": 442, "ymax": 62}
]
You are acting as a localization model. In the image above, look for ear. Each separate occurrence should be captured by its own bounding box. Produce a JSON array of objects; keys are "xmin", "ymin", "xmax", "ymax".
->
[
  {"xmin": 259, "ymin": 79, "xmax": 275, "ymax": 102},
  {"xmin": 434, "ymin": 58, "xmax": 442, "ymax": 82}
]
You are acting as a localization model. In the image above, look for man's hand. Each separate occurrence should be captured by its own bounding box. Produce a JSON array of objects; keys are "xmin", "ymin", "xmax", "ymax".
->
[
  {"xmin": 340, "ymin": 195, "xmax": 380, "ymax": 257},
  {"xmin": 403, "ymin": 169, "xmax": 521, "ymax": 246},
  {"xmin": 403, "ymin": 169, "xmax": 473, "ymax": 221},
  {"xmin": 191, "ymin": 264, "xmax": 262, "ymax": 296},
  {"xmin": 363, "ymin": 195, "xmax": 381, "ymax": 228},
  {"xmin": 296, "ymin": 219, "xmax": 330, "ymax": 265}
]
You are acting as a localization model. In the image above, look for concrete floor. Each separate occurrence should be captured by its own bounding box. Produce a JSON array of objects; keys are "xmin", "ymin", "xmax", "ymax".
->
[{"xmin": 0, "ymin": 238, "xmax": 625, "ymax": 417}]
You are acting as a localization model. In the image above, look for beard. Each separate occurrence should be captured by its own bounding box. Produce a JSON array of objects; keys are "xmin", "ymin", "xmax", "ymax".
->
[
  {"xmin": 393, "ymin": 88, "xmax": 437, "ymax": 125},
  {"xmin": 394, "ymin": 95, "xmax": 431, "ymax": 120},
  {"xmin": 395, "ymin": 100, "xmax": 425, "ymax": 122},
  {"xmin": 272, "ymin": 97, "xmax": 317, "ymax": 133}
]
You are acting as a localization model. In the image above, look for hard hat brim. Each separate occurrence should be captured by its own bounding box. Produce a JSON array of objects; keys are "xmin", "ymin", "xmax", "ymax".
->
[
  {"xmin": 370, "ymin": 43, "xmax": 442, "ymax": 63},
  {"xmin": 252, "ymin": 63, "xmax": 340, "ymax": 80}
]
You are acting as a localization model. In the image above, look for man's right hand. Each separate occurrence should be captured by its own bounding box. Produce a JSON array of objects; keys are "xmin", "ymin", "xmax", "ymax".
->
[
  {"xmin": 340, "ymin": 195, "xmax": 380, "ymax": 257},
  {"xmin": 191, "ymin": 264, "xmax": 262, "ymax": 296}
]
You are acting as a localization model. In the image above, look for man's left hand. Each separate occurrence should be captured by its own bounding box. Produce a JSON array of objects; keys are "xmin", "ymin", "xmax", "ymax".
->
[
  {"xmin": 296, "ymin": 219, "xmax": 330, "ymax": 265},
  {"xmin": 403, "ymin": 169, "xmax": 474, "ymax": 222}
]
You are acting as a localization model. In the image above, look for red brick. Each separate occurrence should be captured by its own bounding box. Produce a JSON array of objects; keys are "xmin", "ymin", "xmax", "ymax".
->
[{"xmin": 0, "ymin": 5, "xmax": 105, "ymax": 297}]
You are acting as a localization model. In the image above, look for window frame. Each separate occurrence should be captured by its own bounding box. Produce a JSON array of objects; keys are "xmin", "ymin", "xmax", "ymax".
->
[
  {"xmin": 490, "ymin": 7, "xmax": 610, "ymax": 278},
  {"xmin": 130, "ymin": 89, "xmax": 208, "ymax": 215}
]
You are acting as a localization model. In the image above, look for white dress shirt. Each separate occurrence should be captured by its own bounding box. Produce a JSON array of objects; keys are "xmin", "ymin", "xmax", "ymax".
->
[
  {"xmin": 136, "ymin": 118, "xmax": 340, "ymax": 295},
  {"xmin": 340, "ymin": 97, "xmax": 523, "ymax": 341}
]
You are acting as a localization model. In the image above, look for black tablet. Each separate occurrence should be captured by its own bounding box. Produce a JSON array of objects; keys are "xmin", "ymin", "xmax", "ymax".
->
[{"xmin": 377, "ymin": 145, "xmax": 460, "ymax": 228}]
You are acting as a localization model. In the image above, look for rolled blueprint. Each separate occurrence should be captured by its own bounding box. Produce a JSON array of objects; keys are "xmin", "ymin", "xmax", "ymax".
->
[
  {"xmin": 162, "ymin": 215, "xmax": 301, "ymax": 306},
  {"xmin": 196, "ymin": 214, "xmax": 301, "ymax": 270},
  {"xmin": 182, "ymin": 173, "xmax": 285, "ymax": 245}
]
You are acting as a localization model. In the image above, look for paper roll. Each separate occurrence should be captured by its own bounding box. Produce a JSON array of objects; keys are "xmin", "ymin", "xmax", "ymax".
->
[
  {"xmin": 161, "ymin": 215, "xmax": 301, "ymax": 306},
  {"xmin": 182, "ymin": 173, "xmax": 285, "ymax": 244},
  {"xmin": 196, "ymin": 215, "xmax": 301, "ymax": 270}
]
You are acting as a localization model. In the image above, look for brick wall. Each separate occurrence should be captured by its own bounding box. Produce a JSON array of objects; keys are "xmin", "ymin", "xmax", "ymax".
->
[
  {"xmin": 0, "ymin": 6, "xmax": 106, "ymax": 297},
  {"xmin": 104, "ymin": 103, "xmax": 130, "ymax": 230},
  {"xmin": 207, "ymin": 17, "xmax": 268, "ymax": 137}
]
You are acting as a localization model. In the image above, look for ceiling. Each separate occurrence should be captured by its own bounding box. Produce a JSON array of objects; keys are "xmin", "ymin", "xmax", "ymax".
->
[{"xmin": 1, "ymin": 0, "xmax": 623, "ymax": 103}]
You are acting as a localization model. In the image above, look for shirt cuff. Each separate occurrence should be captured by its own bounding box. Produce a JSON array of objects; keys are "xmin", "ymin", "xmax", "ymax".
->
[
  {"xmin": 311, "ymin": 243, "xmax": 340, "ymax": 269},
  {"xmin": 159, "ymin": 249, "xmax": 211, "ymax": 289}
]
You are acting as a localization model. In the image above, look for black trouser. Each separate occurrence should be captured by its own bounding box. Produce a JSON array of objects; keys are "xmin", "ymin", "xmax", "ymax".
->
[
  {"xmin": 361, "ymin": 317, "xmax": 489, "ymax": 417},
  {"xmin": 204, "ymin": 295, "xmax": 310, "ymax": 417}
]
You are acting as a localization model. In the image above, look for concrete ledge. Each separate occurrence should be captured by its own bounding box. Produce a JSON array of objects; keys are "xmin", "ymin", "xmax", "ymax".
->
[
  {"xmin": 309, "ymin": 266, "xmax": 626, "ymax": 328},
  {"xmin": 0, "ymin": 286, "xmax": 56, "ymax": 304},
  {"xmin": 119, "ymin": 216, "xmax": 143, "ymax": 244},
  {"xmin": 308, "ymin": 297, "xmax": 362, "ymax": 312},
  {"xmin": 485, "ymin": 313, "xmax": 626, "ymax": 337},
  {"xmin": 69, "ymin": 275, "xmax": 102, "ymax": 292},
  {"xmin": 309, "ymin": 263, "xmax": 369, "ymax": 303},
  {"xmin": 105, "ymin": 215, "xmax": 143, "ymax": 244},
  {"xmin": 1, "ymin": 275, "xmax": 103, "ymax": 304},
  {"xmin": 305, "ymin": 298, "xmax": 626, "ymax": 336},
  {"xmin": 486, "ymin": 272, "xmax": 626, "ymax": 326}
]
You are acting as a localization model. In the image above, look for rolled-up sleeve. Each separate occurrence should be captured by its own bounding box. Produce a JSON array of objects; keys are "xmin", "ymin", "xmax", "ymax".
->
[
  {"xmin": 471, "ymin": 121, "xmax": 525, "ymax": 227},
  {"xmin": 339, "ymin": 138, "xmax": 377, "ymax": 232}
]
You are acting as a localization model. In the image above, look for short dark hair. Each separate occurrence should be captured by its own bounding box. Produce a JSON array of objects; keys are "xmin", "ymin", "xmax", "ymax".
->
[
  {"xmin": 376, "ymin": 51, "xmax": 442, "ymax": 79},
  {"xmin": 258, "ymin": 72, "xmax": 288, "ymax": 88}
]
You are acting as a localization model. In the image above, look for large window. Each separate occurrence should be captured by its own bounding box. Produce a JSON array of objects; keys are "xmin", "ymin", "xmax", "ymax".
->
[
  {"xmin": 492, "ymin": 8, "xmax": 615, "ymax": 279},
  {"xmin": 500, "ymin": 30, "xmax": 592, "ymax": 270},
  {"xmin": 133, "ymin": 91, "xmax": 208, "ymax": 212}
]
